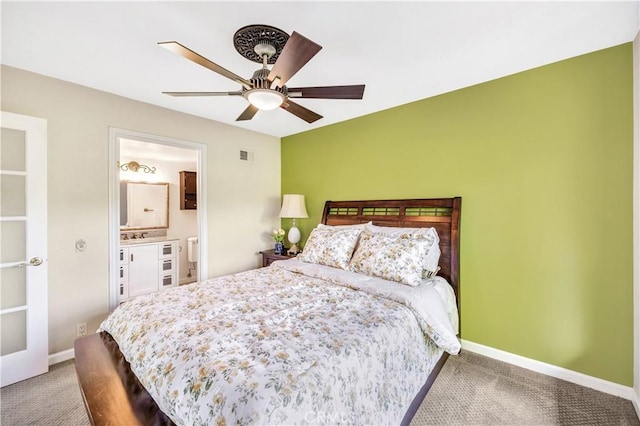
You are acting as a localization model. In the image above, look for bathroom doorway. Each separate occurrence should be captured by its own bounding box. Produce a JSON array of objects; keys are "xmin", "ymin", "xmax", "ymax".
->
[{"xmin": 108, "ymin": 128, "xmax": 208, "ymax": 310}]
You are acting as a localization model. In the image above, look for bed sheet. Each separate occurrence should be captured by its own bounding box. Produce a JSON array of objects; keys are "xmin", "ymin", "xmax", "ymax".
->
[{"xmin": 99, "ymin": 261, "xmax": 459, "ymax": 425}]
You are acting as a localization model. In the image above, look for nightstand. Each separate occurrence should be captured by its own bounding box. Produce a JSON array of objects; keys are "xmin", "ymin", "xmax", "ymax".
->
[{"xmin": 259, "ymin": 249, "xmax": 295, "ymax": 267}]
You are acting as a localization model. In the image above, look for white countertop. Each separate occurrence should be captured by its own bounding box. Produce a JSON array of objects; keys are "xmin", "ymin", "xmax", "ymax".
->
[{"xmin": 120, "ymin": 237, "xmax": 179, "ymax": 245}]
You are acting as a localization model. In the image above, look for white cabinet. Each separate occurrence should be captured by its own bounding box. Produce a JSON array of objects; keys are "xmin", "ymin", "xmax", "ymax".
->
[
  {"xmin": 119, "ymin": 240, "xmax": 178, "ymax": 302},
  {"xmin": 158, "ymin": 241, "xmax": 178, "ymax": 292},
  {"xmin": 119, "ymin": 247, "xmax": 129, "ymax": 300},
  {"xmin": 128, "ymin": 244, "xmax": 160, "ymax": 298}
]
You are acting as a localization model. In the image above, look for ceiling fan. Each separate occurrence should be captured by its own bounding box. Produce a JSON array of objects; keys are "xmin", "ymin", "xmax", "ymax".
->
[{"xmin": 159, "ymin": 25, "xmax": 365, "ymax": 123}]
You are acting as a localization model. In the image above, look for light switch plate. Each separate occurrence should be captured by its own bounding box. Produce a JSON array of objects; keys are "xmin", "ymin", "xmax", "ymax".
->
[{"xmin": 75, "ymin": 238, "xmax": 87, "ymax": 252}]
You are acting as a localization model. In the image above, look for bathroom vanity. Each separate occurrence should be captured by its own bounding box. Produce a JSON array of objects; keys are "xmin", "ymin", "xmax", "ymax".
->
[{"xmin": 119, "ymin": 238, "xmax": 178, "ymax": 302}]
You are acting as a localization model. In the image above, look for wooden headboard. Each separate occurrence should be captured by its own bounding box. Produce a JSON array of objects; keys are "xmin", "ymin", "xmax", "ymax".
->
[{"xmin": 321, "ymin": 197, "xmax": 461, "ymax": 301}]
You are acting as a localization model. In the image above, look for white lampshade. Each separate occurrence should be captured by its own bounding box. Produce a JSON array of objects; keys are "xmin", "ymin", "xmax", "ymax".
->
[
  {"xmin": 247, "ymin": 89, "xmax": 285, "ymax": 110},
  {"xmin": 279, "ymin": 194, "xmax": 309, "ymax": 219}
]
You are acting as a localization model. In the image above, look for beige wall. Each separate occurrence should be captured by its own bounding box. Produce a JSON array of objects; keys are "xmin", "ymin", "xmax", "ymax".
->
[{"xmin": 1, "ymin": 65, "xmax": 281, "ymax": 354}]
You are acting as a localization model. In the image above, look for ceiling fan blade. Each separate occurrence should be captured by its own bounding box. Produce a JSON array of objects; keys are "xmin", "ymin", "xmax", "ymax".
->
[
  {"xmin": 236, "ymin": 104, "xmax": 259, "ymax": 121},
  {"xmin": 281, "ymin": 100, "xmax": 323, "ymax": 123},
  {"xmin": 159, "ymin": 41, "xmax": 252, "ymax": 89},
  {"xmin": 163, "ymin": 91, "xmax": 243, "ymax": 97},
  {"xmin": 267, "ymin": 32, "xmax": 322, "ymax": 87},
  {"xmin": 287, "ymin": 85, "xmax": 365, "ymax": 100}
]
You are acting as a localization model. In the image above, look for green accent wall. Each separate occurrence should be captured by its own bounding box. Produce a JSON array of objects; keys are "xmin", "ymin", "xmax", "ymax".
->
[{"xmin": 282, "ymin": 43, "xmax": 633, "ymax": 386}]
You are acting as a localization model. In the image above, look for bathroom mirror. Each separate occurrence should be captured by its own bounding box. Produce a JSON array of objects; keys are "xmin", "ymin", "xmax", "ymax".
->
[{"xmin": 120, "ymin": 181, "xmax": 169, "ymax": 230}]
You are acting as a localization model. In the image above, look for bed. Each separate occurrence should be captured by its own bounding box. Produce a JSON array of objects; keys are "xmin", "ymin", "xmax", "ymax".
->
[{"xmin": 74, "ymin": 197, "xmax": 461, "ymax": 426}]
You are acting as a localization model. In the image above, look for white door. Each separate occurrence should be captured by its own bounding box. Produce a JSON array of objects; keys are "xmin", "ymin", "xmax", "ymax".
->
[{"xmin": 0, "ymin": 111, "xmax": 48, "ymax": 387}]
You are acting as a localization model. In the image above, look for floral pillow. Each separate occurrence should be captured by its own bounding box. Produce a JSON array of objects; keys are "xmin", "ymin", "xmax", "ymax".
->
[
  {"xmin": 365, "ymin": 223, "xmax": 441, "ymax": 277},
  {"xmin": 349, "ymin": 231, "xmax": 431, "ymax": 286},
  {"xmin": 298, "ymin": 227, "xmax": 363, "ymax": 269}
]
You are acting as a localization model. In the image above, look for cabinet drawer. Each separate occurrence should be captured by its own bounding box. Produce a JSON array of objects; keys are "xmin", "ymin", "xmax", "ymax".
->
[
  {"xmin": 159, "ymin": 272, "xmax": 177, "ymax": 290},
  {"xmin": 119, "ymin": 265, "xmax": 129, "ymax": 281},
  {"xmin": 119, "ymin": 248, "xmax": 129, "ymax": 265},
  {"xmin": 119, "ymin": 281, "xmax": 129, "ymax": 299},
  {"xmin": 159, "ymin": 258, "xmax": 176, "ymax": 274},
  {"xmin": 158, "ymin": 242, "xmax": 178, "ymax": 259},
  {"xmin": 260, "ymin": 250, "xmax": 293, "ymax": 267}
]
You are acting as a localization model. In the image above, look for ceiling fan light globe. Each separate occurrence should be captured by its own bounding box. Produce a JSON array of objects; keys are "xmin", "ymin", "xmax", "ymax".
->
[{"xmin": 246, "ymin": 89, "xmax": 285, "ymax": 110}]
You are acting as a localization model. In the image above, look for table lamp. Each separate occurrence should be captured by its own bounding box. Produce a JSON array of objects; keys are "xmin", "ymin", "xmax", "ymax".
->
[{"xmin": 279, "ymin": 194, "xmax": 308, "ymax": 255}]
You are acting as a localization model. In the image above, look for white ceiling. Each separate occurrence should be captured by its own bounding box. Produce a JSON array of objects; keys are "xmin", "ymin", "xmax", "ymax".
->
[{"xmin": 2, "ymin": 1, "xmax": 638, "ymax": 138}]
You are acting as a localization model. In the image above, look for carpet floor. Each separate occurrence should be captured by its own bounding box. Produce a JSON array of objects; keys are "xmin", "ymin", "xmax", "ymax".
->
[
  {"xmin": 411, "ymin": 351, "xmax": 639, "ymax": 425},
  {"xmin": 1, "ymin": 351, "xmax": 638, "ymax": 425},
  {"xmin": 1, "ymin": 359, "xmax": 87, "ymax": 425}
]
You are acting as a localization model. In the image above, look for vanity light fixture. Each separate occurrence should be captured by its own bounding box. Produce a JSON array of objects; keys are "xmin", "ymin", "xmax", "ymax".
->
[{"xmin": 119, "ymin": 161, "xmax": 156, "ymax": 174}]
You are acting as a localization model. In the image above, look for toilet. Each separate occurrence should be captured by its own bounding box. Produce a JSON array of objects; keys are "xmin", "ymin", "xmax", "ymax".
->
[{"xmin": 187, "ymin": 236, "xmax": 198, "ymax": 263}]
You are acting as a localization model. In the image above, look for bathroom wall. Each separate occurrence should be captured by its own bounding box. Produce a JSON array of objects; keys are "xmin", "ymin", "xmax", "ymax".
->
[{"xmin": 120, "ymin": 154, "xmax": 198, "ymax": 284}]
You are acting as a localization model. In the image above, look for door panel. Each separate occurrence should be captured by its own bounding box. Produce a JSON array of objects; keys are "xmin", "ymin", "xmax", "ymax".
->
[
  {"xmin": 1, "ymin": 174, "xmax": 26, "ymax": 215},
  {"xmin": 1, "ymin": 311, "xmax": 27, "ymax": 356},
  {"xmin": 1, "ymin": 128, "xmax": 26, "ymax": 170},
  {"xmin": 1, "ymin": 221, "xmax": 26, "ymax": 263},
  {"xmin": 0, "ymin": 111, "xmax": 48, "ymax": 387},
  {"xmin": 1, "ymin": 267, "xmax": 26, "ymax": 309}
]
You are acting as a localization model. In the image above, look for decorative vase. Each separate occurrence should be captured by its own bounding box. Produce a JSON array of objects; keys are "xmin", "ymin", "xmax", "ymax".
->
[{"xmin": 274, "ymin": 241, "xmax": 284, "ymax": 255}]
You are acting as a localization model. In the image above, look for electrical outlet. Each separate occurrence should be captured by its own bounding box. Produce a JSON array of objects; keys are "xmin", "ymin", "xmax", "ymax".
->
[{"xmin": 76, "ymin": 322, "xmax": 87, "ymax": 337}]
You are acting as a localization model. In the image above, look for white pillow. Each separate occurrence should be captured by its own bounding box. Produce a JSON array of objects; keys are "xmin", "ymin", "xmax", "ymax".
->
[
  {"xmin": 298, "ymin": 227, "xmax": 363, "ymax": 270},
  {"xmin": 365, "ymin": 223, "xmax": 441, "ymax": 276},
  {"xmin": 349, "ymin": 231, "xmax": 431, "ymax": 286}
]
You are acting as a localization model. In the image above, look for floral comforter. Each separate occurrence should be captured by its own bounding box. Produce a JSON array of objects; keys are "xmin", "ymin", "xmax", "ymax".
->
[{"xmin": 99, "ymin": 259, "xmax": 460, "ymax": 426}]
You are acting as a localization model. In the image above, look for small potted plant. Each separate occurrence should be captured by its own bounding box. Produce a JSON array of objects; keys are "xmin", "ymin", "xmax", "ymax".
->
[{"xmin": 272, "ymin": 228, "xmax": 285, "ymax": 254}]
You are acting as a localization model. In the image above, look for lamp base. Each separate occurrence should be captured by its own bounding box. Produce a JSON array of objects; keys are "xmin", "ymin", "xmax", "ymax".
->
[
  {"xmin": 287, "ymin": 225, "xmax": 302, "ymax": 256},
  {"xmin": 287, "ymin": 244, "xmax": 301, "ymax": 256}
]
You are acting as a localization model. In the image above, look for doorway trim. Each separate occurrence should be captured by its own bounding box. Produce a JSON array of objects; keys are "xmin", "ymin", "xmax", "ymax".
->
[{"xmin": 108, "ymin": 127, "xmax": 208, "ymax": 310}]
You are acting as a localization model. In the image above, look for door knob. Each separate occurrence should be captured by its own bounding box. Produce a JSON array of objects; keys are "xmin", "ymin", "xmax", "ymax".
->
[{"xmin": 18, "ymin": 257, "xmax": 43, "ymax": 268}]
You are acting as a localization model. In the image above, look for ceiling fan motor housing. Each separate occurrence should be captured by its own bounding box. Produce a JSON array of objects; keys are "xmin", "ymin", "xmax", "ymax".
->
[{"xmin": 249, "ymin": 68, "xmax": 287, "ymax": 95}]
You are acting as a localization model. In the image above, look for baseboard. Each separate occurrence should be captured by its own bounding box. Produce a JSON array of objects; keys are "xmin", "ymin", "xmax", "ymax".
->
[
  {"xmin": 633, "ymin": 391, "xmax": 640, "ymax": 419},
  {"xmin": 461, "ymin": 339, "xmax": 635, "ymax": 401},
  {"xmin": 48, "ymin": 348, "xmax": 74, "ymax": 365}
]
